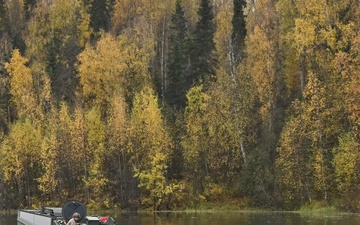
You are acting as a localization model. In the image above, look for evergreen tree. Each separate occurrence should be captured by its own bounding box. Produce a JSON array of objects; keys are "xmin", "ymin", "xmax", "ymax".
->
[
  {"xmin": 166, "ymin": 0, "xmax": 189, "ymax": 109},
  {"xmin": 0, "ymin": 0, "xmax": 8, "ymax": 32},
  {"xmin": 191, "ymin": 0, "xmax": 216, "ymax": 84},
  {"xmin": 24, "ymin": 0, "xmax": 36, "ymax": 19},
  {"xmin": 84, "ymin": 0, "xmax": 114, "ymax": 33},
  {"xmin": 244, "ymin": 0, "xmax": 284, "ymax": 206},
  {"xmin": 6, "ymin": 0, "xmax": 26, "ymax": 51},
  {"xmin": 0, "ymin": 0, "xmax": 12, "ymax": 130},
  {"xmin": 231, "ymin": 0, "xmax": 246, "ymax": 63},
  {"xmin": 24, "ymin": 0, "xmax": 91, "ymax": 103}
]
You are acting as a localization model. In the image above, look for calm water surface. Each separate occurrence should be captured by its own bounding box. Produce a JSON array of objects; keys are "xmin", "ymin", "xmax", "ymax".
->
[{"xmin": 2, "ymin": 211, "xmax": 360, "ymax": 225}]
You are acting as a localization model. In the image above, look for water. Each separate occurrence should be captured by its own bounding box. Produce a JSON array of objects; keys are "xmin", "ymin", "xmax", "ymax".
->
[
  {"xmin": 116, "ymin": 211, "xmax": 360, "ymax": 225},
  {"xmin": 0, "ymin": 213, "xmax": 17, "ymax": 225},
  {"xmin": 2, "ymin": 211, "xmax": 360, "ymax": 225}
]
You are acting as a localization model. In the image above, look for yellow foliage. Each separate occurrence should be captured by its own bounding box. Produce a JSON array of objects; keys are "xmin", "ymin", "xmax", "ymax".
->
[
  {"xmin": 293, "ymin": 18, "xmax": 316, "ymax": 53},
  {"xmin": 334, "ymin": 132, "xmax": 360, "ymax": 192},
  {"xmin": 214, "ymin": 8, "xmax": 232, "ymax": 68},
  {"xmin": 78, "ymin": 33, "xmax": 125, "ymax": 107},
  {"xmin": 129, "ymin": 86, "xmax": 172, "ymax": 171},
  {"xmin": 5, "ymin": 49, "xmax": 37, "ymax": 119},
  {"xmin": 246, "ymin": 24, "xmax": 276, "ymax": 120},
  {"xmin": 0, "ymin": 119, "xmax": 42, "ymax": 188}
]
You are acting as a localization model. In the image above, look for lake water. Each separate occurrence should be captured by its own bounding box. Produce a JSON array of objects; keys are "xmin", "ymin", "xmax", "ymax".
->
[{"xmin": 3, "ymin": 211, "xmax": 360, "ymax": 225}]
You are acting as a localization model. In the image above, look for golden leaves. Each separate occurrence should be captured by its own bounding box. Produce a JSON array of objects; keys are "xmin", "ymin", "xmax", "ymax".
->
[
  {"xmin": 129, "ymin": 86, "xmax": 172, "ymax": 167},
  {"xmin": 78, "ymin": 33, "xmax": 125, "ymax": 106},
  {"xmin": 293, "ymin": 18, "xmax": 316, "ymax": 53},
  {"xmin": 5, "ymin": 49, "xmax": 37, "ymax": 119}
]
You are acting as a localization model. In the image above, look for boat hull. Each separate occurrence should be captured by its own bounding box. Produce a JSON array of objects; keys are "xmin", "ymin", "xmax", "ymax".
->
[{"xmin": 17, "ymin": 210, "xmax": 53, "ymax": 225}]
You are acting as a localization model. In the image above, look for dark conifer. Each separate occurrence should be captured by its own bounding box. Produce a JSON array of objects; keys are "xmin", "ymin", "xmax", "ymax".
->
[
  {"xmin": 24, "ymin": 0, "xmax": 37, "ymax": 19},
  {"xmin": 85, "ymin": 0, "xmax": 114, "ymax": 33},
  {"xmin": 166, "ymin": 0, "xmax": 190, "ymax": 109},
  {"xmin": 231, "ymin": 0, "xmax": 247, "ymax": 63},
  {"xmin": 191, "ymin": 0, "xmax": 216, "ymax": 83},
  {"xmin": 0, "ymin": 0, "xmax": 8, "ymax": 31}
]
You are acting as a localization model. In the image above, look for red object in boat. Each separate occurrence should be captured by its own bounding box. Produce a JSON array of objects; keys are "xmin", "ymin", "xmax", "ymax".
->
[{"xmin": 100, "ymin": 216, "xmax": 108, "ymax": 223}]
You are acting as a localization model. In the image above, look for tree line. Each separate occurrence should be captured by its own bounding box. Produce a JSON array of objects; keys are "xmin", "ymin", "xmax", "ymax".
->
[{"xmin": 0, "ymin": 0, "xmax": 360, "ymax": 212}]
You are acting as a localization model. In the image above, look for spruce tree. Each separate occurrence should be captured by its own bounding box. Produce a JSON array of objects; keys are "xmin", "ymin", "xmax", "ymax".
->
[
  {"xmin": 166, "ymin": 0, "xmax": 189, "ymax": 109},
  {"xmin": 0, "ymin": 0, "xmax": 12, "ymax": 131},
  {"xmin": 85, "ymin": 0, "xmax": 114, "ymax": 33},
  {"xmin": 191, "ymin": 0, "xmax": 216, "ymax": 84},
  {"xmin": 0, "ymin": 0, "xmax": 8, "ymax": 31},
  {"xmin": 24, "ymin": 0, "xmax": 37, "ymax": 19},
  {"xmin": 231, "ymin": 0, "xmax": 247, "ymax": 63},
  {"xmin": 0, "ymin": 0, "xmax": 10, "ymax": 50}
]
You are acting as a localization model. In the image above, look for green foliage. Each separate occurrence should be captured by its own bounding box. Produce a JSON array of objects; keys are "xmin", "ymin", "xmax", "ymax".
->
[
  {"xmin": 191, "ymin": 0, "xmax": 217, "ymax": 83},
  {"xmin": 6, "ymin": 0, "xmax": 26, "ymax": 50},
  {"xmin": 24, "ymin": 0, "xmax": 91, "ymax": 102},
  {"xmin": 84, "ymin": 0, "xmax": 114, "ymax": 33},
  {"xmin": 166, "ymin": 0, "xmax": 191, "ymax": 109},
  {"xmin": 231, "ymin": 0, "xmax": 246, "ymax": 62}
]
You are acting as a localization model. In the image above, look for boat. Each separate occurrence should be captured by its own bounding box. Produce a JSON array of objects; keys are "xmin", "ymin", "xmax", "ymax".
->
[{"xmin": 17, "ymin": 200, "xmax": 116, "ymax": 225}]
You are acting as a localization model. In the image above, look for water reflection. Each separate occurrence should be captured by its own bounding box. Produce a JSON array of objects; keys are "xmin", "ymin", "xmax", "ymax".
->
[
  {"xmin": 0, "ymin": 212, "xmax": 17, "ymax": 225},
  {"xmin": 115, "ymin": 211, "xmax": 360, "ymax": 225},
  {"xmin": 1, "ymin": 211, "xmax": 359, "ymax": 225}
]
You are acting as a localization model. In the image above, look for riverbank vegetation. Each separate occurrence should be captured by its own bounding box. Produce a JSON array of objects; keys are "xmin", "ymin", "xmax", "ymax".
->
[{"xmin": 0, "ymin": 0, "xmax": 360, "ymax": 213}]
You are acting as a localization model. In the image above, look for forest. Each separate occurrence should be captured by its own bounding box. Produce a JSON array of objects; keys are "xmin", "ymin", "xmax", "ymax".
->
[{"xmin": 0, "ymin": 0, "xmax": 360, "ymax": 212}]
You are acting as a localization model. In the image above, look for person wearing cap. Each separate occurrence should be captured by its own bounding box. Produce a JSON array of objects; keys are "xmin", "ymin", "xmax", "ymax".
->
[{"xmin": 67, "ymin": 212, "xmax": 81, "ymax": 225}]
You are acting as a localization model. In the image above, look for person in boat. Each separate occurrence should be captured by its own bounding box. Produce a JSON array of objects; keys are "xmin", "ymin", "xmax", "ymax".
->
[{"xmin": 67, "ymin": 212, "xmax": 81, "ymax": 225}]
